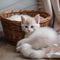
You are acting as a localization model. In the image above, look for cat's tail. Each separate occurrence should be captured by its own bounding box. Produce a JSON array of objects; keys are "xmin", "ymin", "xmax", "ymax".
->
[
  {"xmin": 30, "ymin": 49, "xmax": 46, "ymax": 58},
  {"xmin": 16, "ymin": 43, "xmax": 46, "ymax": 58}
]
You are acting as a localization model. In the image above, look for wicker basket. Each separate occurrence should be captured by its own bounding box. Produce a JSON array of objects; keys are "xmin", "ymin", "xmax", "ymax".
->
[{"xmin": 0, "ymin": 10, "xmax": 51, "ymax": 42}]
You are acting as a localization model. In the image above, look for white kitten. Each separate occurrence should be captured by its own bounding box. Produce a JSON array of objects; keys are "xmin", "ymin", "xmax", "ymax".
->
[
  {"xmin": 21, "ymin": 14, "xmax": 40, "ymax": 38},
  {"xmin": 16, "ymin": 14, "xmax": 58, "ymax": 58}
]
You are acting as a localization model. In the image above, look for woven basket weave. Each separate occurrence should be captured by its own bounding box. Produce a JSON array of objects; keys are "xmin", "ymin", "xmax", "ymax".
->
[{"xmin": 0, "ymin": 10, "xmax": 51, "ymax": 42}]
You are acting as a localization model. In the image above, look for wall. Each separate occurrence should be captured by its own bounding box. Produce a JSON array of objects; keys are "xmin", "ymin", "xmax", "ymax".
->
[
  {"xmin": 0, "ymin": 0, "xmax": 38, "ymax": 12},
  {"xmin": 0, "ymin": 0, "xmax": 38, "ymax": 32}
]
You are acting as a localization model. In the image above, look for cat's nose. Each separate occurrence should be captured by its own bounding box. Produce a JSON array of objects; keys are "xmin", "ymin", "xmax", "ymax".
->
[{"xmin": 28, "ymin": 30, "xmax": 30, "ymax": 32}]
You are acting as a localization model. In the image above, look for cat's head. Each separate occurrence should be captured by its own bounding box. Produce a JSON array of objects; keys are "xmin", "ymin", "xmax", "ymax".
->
[{"xmin": 21, "ymin": 14, "xmax": 40, "ymax": 33}]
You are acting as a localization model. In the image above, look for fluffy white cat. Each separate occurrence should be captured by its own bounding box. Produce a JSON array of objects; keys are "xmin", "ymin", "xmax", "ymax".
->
[{"xmin": 16, "ymin": 14, "xmax": 58, "ymax": 58}]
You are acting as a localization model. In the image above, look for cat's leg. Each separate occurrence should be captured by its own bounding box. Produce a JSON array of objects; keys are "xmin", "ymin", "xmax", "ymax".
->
[{"xmin": 17, "ymin": 38, "xmax": 29, "ymax": 46}]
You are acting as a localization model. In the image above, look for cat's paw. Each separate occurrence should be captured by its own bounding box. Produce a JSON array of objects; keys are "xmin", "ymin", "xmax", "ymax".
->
[
  {"xmin": 16, "ymin": 46, "xmax": 21, "ymax": 52},
  {"xmin": 17, "ymin": 40, "xmax": 22, "ymax": 47}
]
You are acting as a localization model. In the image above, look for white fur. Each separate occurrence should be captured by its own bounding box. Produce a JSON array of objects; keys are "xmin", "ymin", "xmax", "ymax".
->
[
  {"xmin": 16, "ymin": 14, "xmax": 58, "ymax": 58},
  {"xmin": 30, "ymin": 50, "xmax": 46, "ymax": 58}
]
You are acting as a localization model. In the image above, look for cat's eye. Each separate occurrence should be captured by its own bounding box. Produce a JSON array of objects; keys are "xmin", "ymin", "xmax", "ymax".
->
[
  {"xmin": 25, "ymin": 26, "xmax": 28, "ymax": 28},
  {"xmin": 31, "ymin": 25, "xmax": 34, "ymax": 28}
]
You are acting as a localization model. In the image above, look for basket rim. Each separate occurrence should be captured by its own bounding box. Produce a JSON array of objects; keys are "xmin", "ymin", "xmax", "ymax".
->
[{"xmin": 0, "ymin": 10, "xmax": 51, "ymax": 23}]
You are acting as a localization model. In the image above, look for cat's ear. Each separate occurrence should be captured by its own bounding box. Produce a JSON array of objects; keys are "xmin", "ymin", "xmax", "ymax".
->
[
  {"xmin": 21, "ymin": 16, "xmax": 25, "ymax": 24},
  {"xmin": 34, "ymin": 14, "xmax": 40, "ymax": 24}
]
